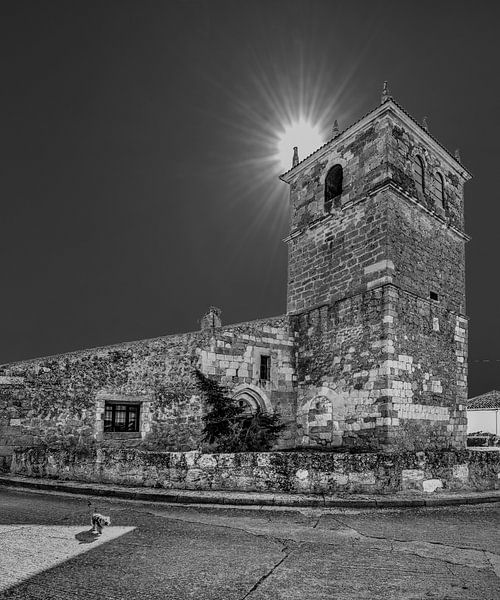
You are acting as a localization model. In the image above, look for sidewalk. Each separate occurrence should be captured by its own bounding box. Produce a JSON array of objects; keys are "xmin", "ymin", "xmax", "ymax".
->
[{"xmin": 1, "ymin": 474, "xmax": 499, "ymax": 509}]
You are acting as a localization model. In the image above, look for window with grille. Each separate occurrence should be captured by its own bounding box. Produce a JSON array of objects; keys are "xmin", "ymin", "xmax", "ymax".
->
[
  {"xmin": 324, "ymin": 164, "xmax": 343, "ymax": 212},
  {"xmin": 260, "ymin": 355, "xmax": 271, "ymax": 381},
  {"xmin": 413, "ymin": 155, "xmax": 425, "ymax": 196},
  {"xmin": 104, "ymin": 403, "xmax": 140, "ymax": 432}
]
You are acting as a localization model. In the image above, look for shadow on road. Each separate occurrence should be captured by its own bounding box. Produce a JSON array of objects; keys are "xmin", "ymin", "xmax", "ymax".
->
[{"xmin": 74, "ymin": 529, "xmax": 99, "ymax": 544}]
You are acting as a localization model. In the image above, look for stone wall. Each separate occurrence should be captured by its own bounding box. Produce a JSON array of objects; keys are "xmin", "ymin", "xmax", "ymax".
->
[
  {"xmin": 0, "ymin": 316, "xmax": 296, "ymax": 465},
  {"xmin": 286, "ymin": 117, "xmax": 392, "ymax": 315},
  {"xmin": 387, "ymin": 114, "xmax": 465, "ymax": 232},
  {"xmin": 386, "ymin": 192, "xmax": 465, "ymax": 314},
  {"xmin": 281, "ymin": 101, "xmax": 469, "ymax": 452},
  {"xmin": 287, "ymin": 193, "xmax": 390, "ymax": 314},
  {"xmin": 386, "ymin": 287, "xmax": 468, "ymax": 450},
  {"xmin": 292, "ymin": 287, "xmax": 392, "ymax": 451},
  {"xmin": 10, "ymin": 447, "xmax": 500, "ymax": 495},
  {"xmin": 290, "ymin": 284, "xmax": 468, "ymax": 453}
]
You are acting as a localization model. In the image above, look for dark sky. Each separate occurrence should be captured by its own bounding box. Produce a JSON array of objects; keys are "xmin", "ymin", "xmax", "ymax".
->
[{"xmin": 0, "ymin": 1, "xmax": 498, "ymax": 397}]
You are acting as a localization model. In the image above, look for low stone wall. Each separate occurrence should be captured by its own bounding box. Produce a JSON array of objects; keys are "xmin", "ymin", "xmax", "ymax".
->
[{"xmin": 10, "ymin": 448, "xmax": 500, "ymax": 495}]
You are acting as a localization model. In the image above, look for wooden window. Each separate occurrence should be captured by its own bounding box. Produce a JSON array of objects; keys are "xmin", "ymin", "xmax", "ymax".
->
[
  {"xmin": 260, "ymin": 355, "xmax": 271, "ymax": 381},
  {"xmin": 324, "ymin": 164, "xmax": 343, "ymax": 211},
  {"xmin": 413, "ymin": 155, "xmax": 425, "ymax": 196},
  {"xmin": 104, "ymin": 403, "xmax": 140, "ymax": 432}
]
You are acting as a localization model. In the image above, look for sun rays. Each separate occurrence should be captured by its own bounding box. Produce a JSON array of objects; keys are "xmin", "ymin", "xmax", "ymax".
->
[
  {"xmin": 191, "ymin": 45, "xmax": 360, "ymax": 289},
  {"xmin": 275, "ymin": 117, "xmax": 324, "ymax": 172}
]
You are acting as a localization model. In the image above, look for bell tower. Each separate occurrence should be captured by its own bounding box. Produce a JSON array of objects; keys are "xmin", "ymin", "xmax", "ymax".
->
[{"xmin": 281, "ymin": 85, "xmax": 471, "ymax": 451}]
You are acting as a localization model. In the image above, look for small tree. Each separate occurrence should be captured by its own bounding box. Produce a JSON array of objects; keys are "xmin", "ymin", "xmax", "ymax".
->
[
  {"xmin": 238, "ymin": 408, "xmax": 285, "ymax": 451},
  {"xmin": 194, "ymin": 369, "xmax": 284, "ymax": 452}
]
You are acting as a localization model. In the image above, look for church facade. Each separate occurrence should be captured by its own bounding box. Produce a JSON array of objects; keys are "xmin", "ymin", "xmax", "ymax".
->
[{"xmin": 0, "ymin": 89, "xmax": 471, "ymax": 464}]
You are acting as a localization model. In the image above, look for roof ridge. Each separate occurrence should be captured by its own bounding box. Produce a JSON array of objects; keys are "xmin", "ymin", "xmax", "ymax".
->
[
  {"xmin": 467, "ymin": 390, "xmax": 500, "ymax": 410},
  {"xmin": 0, "ymin": 313, "xmax": 289, "ymax": 369},
  {"xmin": 280, "ymin": 97, "xmax": 470, "ymax": 179},
  {"xmin": 390, "ymin": 98, "xmax": 470, "ymax": 173},
  {"xmin": 470, "ymin": 389, "xmax": 500, "ymax": 398},
  {"xmin": 279, "ymin": 103, "xmax": 377, "ymax": 177}
]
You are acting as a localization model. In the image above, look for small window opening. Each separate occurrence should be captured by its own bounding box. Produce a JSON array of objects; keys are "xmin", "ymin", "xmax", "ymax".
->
[
  {"xmin": 324, "ymin": 164, "xmax": 343, "ymax": 212},
  {"xmin": 436, "ymin": 172, "xmax": 446, "ymax": 210},
  {"xmin": 429, "ymin": 291, "xmax": 439, "ymax": 301},
  {"xmin": 104, "ymin": 403, "xmax": 140, "ymax": 432},
  {"xmin": 260, "ymin": 355, "xmax": 271, "ymax": 381},
  {"xmin": 413, "ymin": 155, "xmax": 425, "ymax": 196}
]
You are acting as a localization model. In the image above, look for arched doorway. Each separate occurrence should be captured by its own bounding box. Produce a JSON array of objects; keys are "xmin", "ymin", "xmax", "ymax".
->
[{"xmin": 232, "ymin": 384, "xmax": 272, "ymax": 415}]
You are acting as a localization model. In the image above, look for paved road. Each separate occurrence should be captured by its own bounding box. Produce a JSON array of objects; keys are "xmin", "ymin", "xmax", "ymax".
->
[{"xmin": 0, "ymin": 488, "xmax": 499, "ymax": 599}]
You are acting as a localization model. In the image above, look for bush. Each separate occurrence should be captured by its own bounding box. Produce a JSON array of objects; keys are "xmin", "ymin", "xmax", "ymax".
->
[{"xmin": 193, "ymin": 369, "xmax": 284, "ymax": 452}]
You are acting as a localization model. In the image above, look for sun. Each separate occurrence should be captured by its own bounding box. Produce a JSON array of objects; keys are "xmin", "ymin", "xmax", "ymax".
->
[{"xmin": 276, "ymin": 118, "xmax": 324, "ymax": 172}]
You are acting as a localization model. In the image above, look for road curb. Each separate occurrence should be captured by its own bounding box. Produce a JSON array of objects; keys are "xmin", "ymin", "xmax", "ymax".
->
[{"xmin": 1, "ymin": 475, "xmax": 499, "ymax": 509}]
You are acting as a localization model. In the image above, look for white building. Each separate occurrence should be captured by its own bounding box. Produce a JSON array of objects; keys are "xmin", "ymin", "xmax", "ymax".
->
[{"xmin": 467, "ymin": 391, "xmax": 500, "ymax": 435}]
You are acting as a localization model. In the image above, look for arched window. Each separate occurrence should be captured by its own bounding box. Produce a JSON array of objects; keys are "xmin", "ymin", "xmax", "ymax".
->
[
  {"xmin": 436, "ymin": 172, "xmax": 446, "ymax": 210},
  {"xmin": 233, "ymin": 385, "xmax": 273, "ymax": 415},
  {"xmin": 429, "ymin": 172, "xmax": 446, "ymax": 211},
  {"xmin": 413, "ymin": 155, "xmax": 425, "ymax": 196},
  {"xmin": 324, "ymin": 164, "xmax": 343, "ymax": 212}
]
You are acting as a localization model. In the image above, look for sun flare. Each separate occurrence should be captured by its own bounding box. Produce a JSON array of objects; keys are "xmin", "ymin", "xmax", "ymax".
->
[{"xmin": 276, "ymin": 118, "xmax": 324, "ymax": 172}]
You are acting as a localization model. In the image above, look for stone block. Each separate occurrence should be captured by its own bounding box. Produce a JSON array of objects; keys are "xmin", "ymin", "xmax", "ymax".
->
[
  {"xmin": 402, "ymin": 469, "xmax": 425, "ymax": 490},
  {"xmin": 198, "ymin": 454, "xmax": 217, "ymax": 469},
  {"xmin": 452, "ymin": 464, "xmax": 469, "ymax": 482},
  {"xmin": 295, "ymin": 468, "xmax": 309, "ymax": 481},
  {"xmin": 422, "ymin": 479, "xmax": 443, "ymax": 493},
  {"xmin": 184, "ymin": 450, "xmax": 200, "ymax": 468},
  {"xmin": 184, "ymin": 468, "xmax": 211, "ymax": 489},
  {"xmin": 0, "ymin": 376, "xmax": 24, "ymax": 385},
  {"xmin": 329, "ymin": 472, "xmax": 349, "ymax": 486},
  {"xmin": 348, "ymin": 471, "xmax": 376, "ymax": 485}
]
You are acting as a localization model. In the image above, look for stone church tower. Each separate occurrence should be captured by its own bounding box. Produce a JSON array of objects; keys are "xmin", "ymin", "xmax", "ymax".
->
[
  {"xmin": 281, "ymin": 86, "xmax": 471, "ymax": 451},
  {"xmin": 0, "ymin": 86, "xmax": 472, "ymax": 461}
]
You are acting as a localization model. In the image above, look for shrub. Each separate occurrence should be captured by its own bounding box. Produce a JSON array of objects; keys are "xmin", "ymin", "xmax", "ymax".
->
[{"xmin": 193, "ymin": 369, "xmax": 284, "ymax": 452}]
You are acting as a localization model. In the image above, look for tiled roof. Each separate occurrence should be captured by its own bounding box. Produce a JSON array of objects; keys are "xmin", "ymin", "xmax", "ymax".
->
[
  {"xmin": 279, "ymin": 104, "xmax": 376, "ymax": 178},
  {"xmin": 467, "ymin": 390, "xmax": 500, "ymax": 410}
]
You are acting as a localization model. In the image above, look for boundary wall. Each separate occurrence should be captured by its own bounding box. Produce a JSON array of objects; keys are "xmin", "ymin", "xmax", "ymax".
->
[{"xmin": 10, "ymin": 447, "xmax": 500, "ymax": 495}]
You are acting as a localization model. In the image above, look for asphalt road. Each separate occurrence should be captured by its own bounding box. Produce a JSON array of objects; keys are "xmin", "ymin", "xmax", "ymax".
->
[{"xmin": 0, "ymin": 488, "xmax": 499, "ymax": 599}]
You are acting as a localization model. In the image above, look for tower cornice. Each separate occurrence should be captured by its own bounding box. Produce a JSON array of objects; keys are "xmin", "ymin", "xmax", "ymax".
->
[{"xmin": 283, "ymin": 180, "xmax": 470, "ymax": 244}]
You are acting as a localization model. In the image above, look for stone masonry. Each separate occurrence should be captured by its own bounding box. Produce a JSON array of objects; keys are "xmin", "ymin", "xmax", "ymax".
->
[
  {"xmin": 0, "ymin": 89, "xmax": 471, "ymax": 463},
  {"xmin": 0, "ymin": 316, "xmax": 296, "ymax": 465},
  {"xmin": 280, "ymin": 94, "xmax": 470, "ymax": 451},
  {"xmin": 11, "ymin": 446, "xmax": 500, "ymax": 495}
]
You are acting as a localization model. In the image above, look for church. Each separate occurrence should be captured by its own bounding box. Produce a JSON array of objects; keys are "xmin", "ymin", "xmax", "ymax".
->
[{"xmin": 0, "ymin": 85, "xmax": 471, "ymax": 465}]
